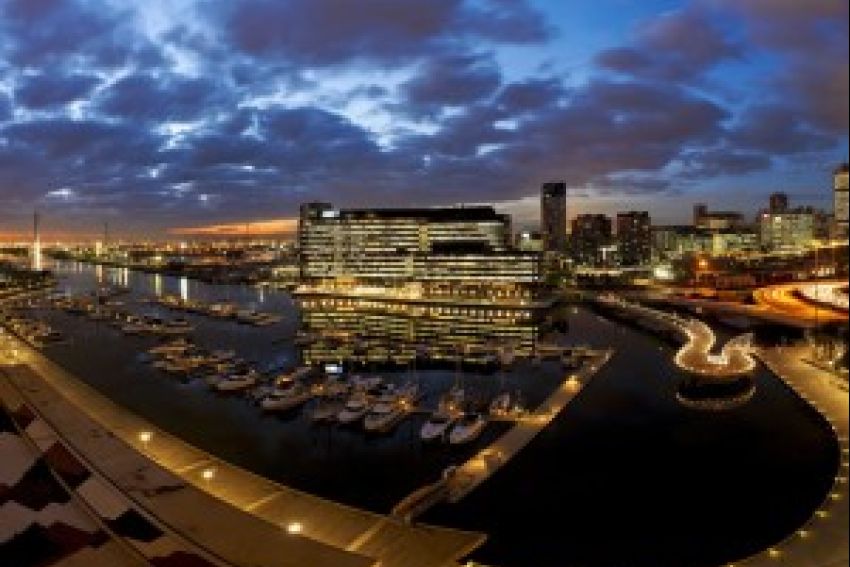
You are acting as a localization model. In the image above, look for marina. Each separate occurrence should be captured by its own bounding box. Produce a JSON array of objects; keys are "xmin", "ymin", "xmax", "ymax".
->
[{"xmin": 0, "ymin": 261, "xmax": 841, "ymax": 566}]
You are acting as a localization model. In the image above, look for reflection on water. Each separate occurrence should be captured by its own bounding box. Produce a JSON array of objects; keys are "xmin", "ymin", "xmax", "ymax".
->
[
  {"xmin": 29, "ymin": 260, "xmax": 841, "ymax": 567},
  {"xmin": 154, "ymin": 273, "xmax": 162, "ymax": 297},
  {"xmin": 180, "ymin": 276, "xmax": 189, "ymax": 302}
]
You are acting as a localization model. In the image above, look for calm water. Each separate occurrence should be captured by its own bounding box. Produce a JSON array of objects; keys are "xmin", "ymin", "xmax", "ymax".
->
[{"xmin": 28, "ymin": 261, "xmax": 839, "ymax": 567}]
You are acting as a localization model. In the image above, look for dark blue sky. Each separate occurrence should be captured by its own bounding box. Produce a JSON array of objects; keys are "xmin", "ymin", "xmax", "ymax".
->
[{"xmin": 0, "ymin": 0, "xmax": 847, "ymax": 238}]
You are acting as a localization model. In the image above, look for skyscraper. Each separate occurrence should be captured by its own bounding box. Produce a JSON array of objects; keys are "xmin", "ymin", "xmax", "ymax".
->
[
  {"xmin": 616, "ymin": 211, "xmax": 652, "ymax": 266},
  {"xmin": 769, "ymin": 192, "xmax": 789, "ymax": 213},
  {"xmin": 541, "ymin": 182, "xmax": 567, "ymax": 253},
  {"xmin": 834, "ymin": 163, "xmax": 849, "ymax": 238},
  {"xmin": 570, "ymin": 214, "xmax": 612, "ymax": 267}
]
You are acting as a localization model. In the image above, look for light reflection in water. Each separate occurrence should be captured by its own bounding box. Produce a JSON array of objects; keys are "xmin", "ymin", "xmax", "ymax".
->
[
  {"xmin": 154, "ymin": 273, "xmax": 162, "ymax": 297},
  {"xmin": 180, "ymin": 276, "xmax": 189, "ymax": 301}
]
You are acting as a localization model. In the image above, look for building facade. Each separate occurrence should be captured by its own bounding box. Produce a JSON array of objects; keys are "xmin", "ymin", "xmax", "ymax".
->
[
  {"xmin": 835, "ymin": 163, "xmax": 849, "ymax": 238},
  {"xmin": 296, "ymin": 203, "xmax": 551, "ymax": 367},
  {"xmin": 541, "ymin": 182, "xmax": 567, "ymax": 253},
  {"xmin": 693, "ymin": 204, "xmax": 745, "ymax": 231},
  {"xmin": 616, "ymin": 211, "xmax": 651, "ymax": 266},
  {"xmin": 570, "ymin": 214, "xmax": 612, "ymax": 267},
  {"xmin": 759, "ymin": 210, "xmax": 816, "ymax": 250}
]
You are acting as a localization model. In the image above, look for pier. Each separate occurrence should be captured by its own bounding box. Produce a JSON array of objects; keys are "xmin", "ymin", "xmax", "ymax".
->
[
  {"xmin": 393, "ymin": 348, "xmax": 614, "ymax": 519},
  {"xmin": 0, "ymin": 331, "xmax": 486, "ymax": 567}
]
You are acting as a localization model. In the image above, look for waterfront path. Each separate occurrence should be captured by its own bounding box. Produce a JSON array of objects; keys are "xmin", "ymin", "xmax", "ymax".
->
[
  {"xmin": 596, "ymin": 295, "xmax": 756, "ymax": 377},
  {"xmin": 0, "ymin": 332, "xmax": 486, "ymax": 567},
  {"xmin": 445, "ymin": 348, "xmax": 614, "ymax": 502},
  {"xmin": 733, "ymin": 345, "xmax": 848, "ymax": 567}
]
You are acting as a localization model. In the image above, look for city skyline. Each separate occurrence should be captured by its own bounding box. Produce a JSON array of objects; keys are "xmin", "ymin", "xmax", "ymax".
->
[{"xmin": 1, "ymin": 0, "xmax": 848, "ymax": 238}]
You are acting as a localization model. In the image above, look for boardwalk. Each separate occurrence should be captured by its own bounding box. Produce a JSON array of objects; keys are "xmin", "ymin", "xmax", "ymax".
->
[
  {"xmin": 733, "ymin": 345, "xmax": 848, "ymax": 567},
  {"xmin": 445, "ymin": 348, "xmax": 614, "ymax": 502},
  {"xmin": 596, "ymin": 296, "xmax": 755, "ymax": 376},
  {"xmin": 0, "ymin": 331, "xmax": 486, "ymax": 567}
]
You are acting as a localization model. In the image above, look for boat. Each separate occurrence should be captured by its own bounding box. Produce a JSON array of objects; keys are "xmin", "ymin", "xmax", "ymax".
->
[
  {"xmin": 159, "ymin": 318, "xmax": 194, "ymax": 336},
  {"xmin": 397, "ymin": 381, "xmax": 420, "ymax": 403},
  {"xmin": 208, "ymin": 303, "xmax": 237, "ymax": 319},
  {"xmin": 489, "ymin": 392, "xmax": 512, "ymax": 416},
  {"xmin": 316, "ymin": 377, "xmax": 351, "ymax": 398},
  {"xmin": 421, "ymin": 387, "xmax": 464, "ymax": 442},
  {"xmin": 337, "ymin": 394, "xmax": 371, "ymax": 425},
  {"xmin": 276, "ymin": 366, "xmax": 313, "ymax": 385},
  {"xmin": 260, "ymin": 383, "xmax": 313, "ymax": 412},
  {"xmin": 215, "ymin": 371, "xmax": 259, "ymax": 392},
  {"xmin": 420, "ymin": 412, "xmax": 457, "ymax": 442},
  {"xmin": 448, "ymin": 413, "xmax": 487, "ymax": 445},
  {"xmin": 311, "ymin": 400, "xmax": 344, "ymax": 423},
  {"xmin": 364, "ymin": 401, "xmax": 407, "ymax": 433},
  {"xmin": 149, "ymin": 338, "xmax": 192, "ymax": 356}
]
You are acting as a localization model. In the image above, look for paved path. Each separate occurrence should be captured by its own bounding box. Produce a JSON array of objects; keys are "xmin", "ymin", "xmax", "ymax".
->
[
  {"xmin": 445, "ymin": 349, "xmax": 614, "ymax": 502},
  {"xmin": 597, "ymin": 295, "xmax": 755, "ymax": 376},
  {"xmin": 733, "ymin": 345, "xmax": 849, "ymax": 567},
  {"xmin": 0, "ymin": 330, "xmax": 485, "ymax": 567}
]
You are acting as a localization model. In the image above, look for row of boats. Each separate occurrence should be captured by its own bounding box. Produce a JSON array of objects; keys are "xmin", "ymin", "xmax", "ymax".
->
[
  {"xmin": 153, "ymin": 295, "xmax": 282, "ymax": 326},
  {"xmin": 143, "ymin": 336, "xmax": 515, "ymax": 444},
  {"xmin": 0, "ymin": 312, "xmax": 63, "ymax": 347},
  {"xmin": 51, "ymin": 295, "xmax": 199, "ymax": 339}
]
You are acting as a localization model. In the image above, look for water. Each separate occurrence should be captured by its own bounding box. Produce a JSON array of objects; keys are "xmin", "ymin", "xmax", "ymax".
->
[{"xmin": 27, "ymin": 261, "xmax": 840, "ymax": 567}]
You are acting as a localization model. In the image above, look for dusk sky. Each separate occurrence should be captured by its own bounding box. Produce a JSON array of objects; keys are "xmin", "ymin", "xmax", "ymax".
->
[{"xmin": 0, "ymin": 0, "xmax": 848, "ymax": 239}]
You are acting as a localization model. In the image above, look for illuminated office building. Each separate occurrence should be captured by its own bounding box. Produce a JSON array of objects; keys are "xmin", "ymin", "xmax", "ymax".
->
[
  {"xmin": 835, "ymin": 163, "xmax": 849, "ymax": 238},
  {"xmin": 296, "ymin": 203, "xmax": 552, "ymax": 367},
  {"xmin": 760, "ymin": 209, "xmax": 815, "ymax": 251}
]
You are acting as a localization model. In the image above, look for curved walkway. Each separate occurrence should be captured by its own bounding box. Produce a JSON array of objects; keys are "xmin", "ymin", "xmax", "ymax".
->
[
  {"xmin": 0, "ymin": 330, "xmax": 485, "ymax": 567},
  {"xmin": 596, "ymin": 295, "xmax": 756, "ymax": 376},
  {"xmin": 732, "ymin": 345, "xmax": 848, "ymax": 567}
]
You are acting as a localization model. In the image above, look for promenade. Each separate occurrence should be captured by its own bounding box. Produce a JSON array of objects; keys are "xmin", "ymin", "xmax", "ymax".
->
[
  {"xmin": 596, "ymin": 295, "xmax": 755, "ymax": 376},
  {"xmin": 0, "ymin": 331, "xmax": 486, "ymax": 567},
  {"xmin": 734, "ymin": 345, "xmax": 848, "ymax": 567}
]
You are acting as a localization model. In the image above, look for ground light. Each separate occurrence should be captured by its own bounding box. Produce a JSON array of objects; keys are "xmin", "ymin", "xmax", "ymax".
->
[{"xmin": 286, "ymin": 521, "xmax": 303, "ymax": 535}]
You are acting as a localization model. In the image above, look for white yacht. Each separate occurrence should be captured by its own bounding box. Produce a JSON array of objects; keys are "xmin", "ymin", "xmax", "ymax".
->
[
  {"xmin": 364, "ymin": 402, "xmax": 406, "ymax": 433},
  {"xmin": 420, "ymin": 412, "xmax": 457, "ymax": 442},
  {"xmin": 260, "ymin": 383, "xmax": 313, "ymax": 412},
  {"xmin": 448, "ymin": 413, "xmax": 488, "ymax": 445},
  {"xmin": 215, "ymin": 371, "xmax": 259, "ymax": 392},
  {"xmin": 337, "ymin": 394, "xmax": 371, "ymax": 425},
  {"xmin": 148, "ymin": 338, "xmax": 191, "ymax": 356}
]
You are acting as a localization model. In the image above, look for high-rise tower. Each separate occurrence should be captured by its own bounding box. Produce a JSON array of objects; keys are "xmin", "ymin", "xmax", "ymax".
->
[{"xmin": 540, "ymin": 182, "xmax": 567, "ymax": 253}]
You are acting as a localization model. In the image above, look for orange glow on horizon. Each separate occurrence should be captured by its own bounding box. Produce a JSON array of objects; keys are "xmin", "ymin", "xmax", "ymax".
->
[{"xmin": 169, "ymin": 218, "xmax": 298, "ymax": 237}]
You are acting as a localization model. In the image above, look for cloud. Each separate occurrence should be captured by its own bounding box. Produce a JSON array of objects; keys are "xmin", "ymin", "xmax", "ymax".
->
[
  {"xmin": 728, "ymin": 104, "xmax": 837, "ymax": 155},
  {"xmin": 718, "ymin": 0, "xmax": 849, "ymax": 134},
  {"xmin": 400, "ymin": 53, "xmax": 501, "ymax": 114},
  {"xmin": 223, "ymin": 0, "xmax": 549, "ymax": 66},
  {"xmin": 0, "ymin": 0, "xmax": 148, "ymax": 68},
  {"xmin": 0, "ymin": 0, "xmax": 845, "ymax": 235},
  {"xmin": 15, "ymin": 71, "xmax": 100, "ymax": 108},
  {"xmin": 97, "ymin": 73, "xmax": 230, "ymax": 123},
  {"xmin": 595, "ymin": 5, "xmax": 740, "ymax": 83}
]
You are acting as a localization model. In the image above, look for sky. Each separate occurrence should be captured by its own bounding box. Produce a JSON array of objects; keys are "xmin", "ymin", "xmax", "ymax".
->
[{"xmin": 0, "ymin": 0, "xmax": 847, "ymax": 239}]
